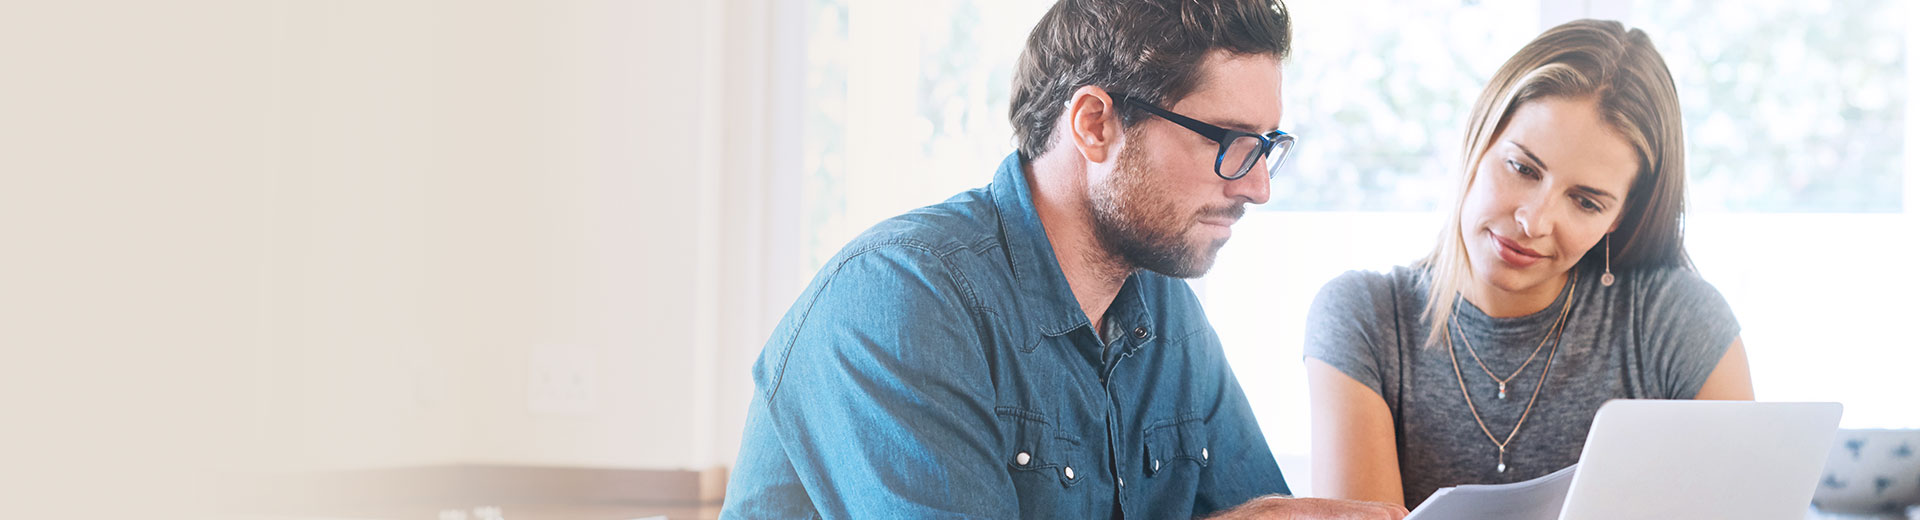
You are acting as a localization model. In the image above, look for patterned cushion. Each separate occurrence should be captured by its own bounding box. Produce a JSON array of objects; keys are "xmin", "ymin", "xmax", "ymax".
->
[{"xmin": 1812, "ymin": 429, "xmax": 1920, "ymax": 514}]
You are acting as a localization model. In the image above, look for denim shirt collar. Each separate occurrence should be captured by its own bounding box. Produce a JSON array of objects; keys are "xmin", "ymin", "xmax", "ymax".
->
[
  {"xmin": 988, "ymin": 152, "xmax": 1092, "ymax": 339},
  {"xmin": 989, "ymin": 152, "xmax": 1156, "ymax": 346}
]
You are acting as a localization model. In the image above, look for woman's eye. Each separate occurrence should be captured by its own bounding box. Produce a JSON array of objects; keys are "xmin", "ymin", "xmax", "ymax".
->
[
  {"xmin": 1576, "ymin": 196, "xmax": 1602, "ymax": 213},
  {"xmin": 1505, "ymin": 158, "xmax": 1538, "ymax": 178}
]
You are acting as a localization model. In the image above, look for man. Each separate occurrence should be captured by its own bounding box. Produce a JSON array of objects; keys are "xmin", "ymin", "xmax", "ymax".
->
[{"xmin": 723, "ymin": 0, "xmax": 1407, "ymax": 518}]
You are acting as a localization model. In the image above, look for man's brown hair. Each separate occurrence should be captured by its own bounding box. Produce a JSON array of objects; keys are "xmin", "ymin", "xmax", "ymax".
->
[{"xmin": 1008, "ymin": 0, "xmax": 1292, "ymax": 159}]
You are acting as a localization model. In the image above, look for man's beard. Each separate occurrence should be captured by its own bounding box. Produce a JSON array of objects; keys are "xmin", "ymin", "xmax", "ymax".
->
[{"xmin": 1088, "ymin": 143, "xmax": 1244, "ymax": 279}]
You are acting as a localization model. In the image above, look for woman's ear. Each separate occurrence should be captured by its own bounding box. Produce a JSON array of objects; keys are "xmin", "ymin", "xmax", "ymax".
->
[{"xmin": 1064, "ymin": 86, "xmax": 1123, "ymax": 164}]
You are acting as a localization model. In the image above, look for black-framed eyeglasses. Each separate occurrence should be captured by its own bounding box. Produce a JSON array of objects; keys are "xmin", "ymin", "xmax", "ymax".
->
[{"xmin": 1114, "ymin": 94, "xmax": 1296, "ymax": 180}]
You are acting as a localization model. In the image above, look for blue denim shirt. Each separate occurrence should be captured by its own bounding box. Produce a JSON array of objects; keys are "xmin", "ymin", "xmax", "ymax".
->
[{"xmin": 722, "ymin": 153, "xmax": 1288, "ymax": 519}]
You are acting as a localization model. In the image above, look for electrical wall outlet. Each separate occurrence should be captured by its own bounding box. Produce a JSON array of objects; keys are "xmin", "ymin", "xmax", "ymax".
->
[{"xmin": 527, "ymin": 344, "xmax": 597, "ymax": 415}]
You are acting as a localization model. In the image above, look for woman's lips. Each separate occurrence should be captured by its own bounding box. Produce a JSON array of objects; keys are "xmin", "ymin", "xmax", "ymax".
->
[{"xmin": 1492, "ymin": 234, "xmax": 1546, "ymax": 268}]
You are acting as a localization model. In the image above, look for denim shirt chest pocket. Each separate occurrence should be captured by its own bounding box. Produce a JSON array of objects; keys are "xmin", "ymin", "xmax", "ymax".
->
[
  {"xmin": 996, "ymin": 406, "xmax": 1094, "ymax": 515},
  {"xmin": 1143, "ymin": 413, "xmax": 1211, "ymax": 479}
]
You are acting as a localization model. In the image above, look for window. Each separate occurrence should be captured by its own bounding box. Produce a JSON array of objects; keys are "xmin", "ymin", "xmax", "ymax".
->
[
  {"xmin": 1638, "ymin": 0, "xmax": 1905, "ymax": 213},
  {"xmin": 1622, "ymin": 0, "xmax": 1916, "ymax": 430},
  {"xmin": 1270, "ymin": 0, "xmax": 1540, "ymax": 211},
  {"xmin": 802, "ymin": 0, "xmax": 1053, "ymax": 274}
]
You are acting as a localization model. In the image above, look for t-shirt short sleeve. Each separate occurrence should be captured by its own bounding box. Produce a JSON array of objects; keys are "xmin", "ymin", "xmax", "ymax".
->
[
  {"xmin": 1304, "ymin": 270, "xmax": 1401, "ymax": 398},
  {"xmin": 1633, "ymin": 267, "xmax": 1742, "ymax": 399}
]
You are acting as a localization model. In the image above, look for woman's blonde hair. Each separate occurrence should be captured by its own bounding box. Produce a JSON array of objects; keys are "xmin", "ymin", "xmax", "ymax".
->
[{"xmin": 1420, "ymin": 19, "xmax": 1693, "ymax": 347}]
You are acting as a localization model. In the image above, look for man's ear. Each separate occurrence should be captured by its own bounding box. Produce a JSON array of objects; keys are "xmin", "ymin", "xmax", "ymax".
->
[{"xmin": 1065, "ymin": 86, "xmax": 1124, "ymax": 164}]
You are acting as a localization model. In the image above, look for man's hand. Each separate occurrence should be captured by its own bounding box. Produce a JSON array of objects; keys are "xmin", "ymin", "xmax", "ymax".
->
[{"xmin": 1204, "ymin": 495, "xmax": 1409, "ymax": 520}]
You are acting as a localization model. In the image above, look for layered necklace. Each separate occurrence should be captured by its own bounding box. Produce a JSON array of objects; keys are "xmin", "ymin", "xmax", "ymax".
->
[{"xmin": 1444, "ymin": 271, "xmax": 1576, "ymax": 474}]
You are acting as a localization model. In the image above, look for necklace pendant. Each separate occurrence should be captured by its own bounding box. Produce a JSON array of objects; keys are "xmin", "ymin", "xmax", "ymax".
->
[
  {"xmin": 1497, "ymin": 462, "xmax": 1507, "ymax": 473},
  {"xmin": 1498, "ymin": 382, "xmax": 1507, "ymax": 400}
]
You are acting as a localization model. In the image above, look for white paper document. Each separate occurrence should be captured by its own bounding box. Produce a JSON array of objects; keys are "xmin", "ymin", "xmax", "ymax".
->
[{"xmin": 1404, "ymin": 464, "xmax": 1579, "ymax": 520}]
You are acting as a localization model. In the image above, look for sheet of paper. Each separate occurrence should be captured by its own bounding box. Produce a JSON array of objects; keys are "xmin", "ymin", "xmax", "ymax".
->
[{"xmin": 1404, "ymin": 464, "xmax": 1579, "ymax": 520}]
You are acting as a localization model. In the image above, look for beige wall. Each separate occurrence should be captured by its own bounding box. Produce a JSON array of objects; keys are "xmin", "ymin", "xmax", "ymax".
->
[{"xmin": 4, "ymin": 1, "xmax": 792, "ymax": 516}]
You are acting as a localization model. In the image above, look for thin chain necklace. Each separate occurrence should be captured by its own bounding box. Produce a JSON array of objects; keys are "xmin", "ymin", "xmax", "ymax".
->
[
  {"xmin": 1454, "ymin": 278, "xmax": 1564, "ymax": 399},
  {"xmin": 1444, "ymin": 271, "xmax": 1576, "ymax": 474}
]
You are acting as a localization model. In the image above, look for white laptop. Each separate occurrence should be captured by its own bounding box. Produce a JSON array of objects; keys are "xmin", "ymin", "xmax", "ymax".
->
[
  {"xmin": 1407, "ymin": 400, "xmax": 1843, "ymax": 520},
  {"xmin": 1559, "ymin": 400, "xmax": 1842, "ymax": 519}
]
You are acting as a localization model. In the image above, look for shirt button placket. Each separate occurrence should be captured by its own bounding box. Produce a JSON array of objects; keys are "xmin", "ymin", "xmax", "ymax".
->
[{"xmin": 1102, "ymin": 333, "xmax": 1127, "ymax": 515}]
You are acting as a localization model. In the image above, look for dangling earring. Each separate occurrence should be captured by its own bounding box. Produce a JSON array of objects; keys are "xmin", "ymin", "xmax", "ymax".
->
[{"xmin": 1601, "ymin": 233, "xmax": 1615, "ymax": 287}]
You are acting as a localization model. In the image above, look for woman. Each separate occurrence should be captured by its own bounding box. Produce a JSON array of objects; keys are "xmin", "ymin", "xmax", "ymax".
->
[{"xmin": 1303, "ymin": 19, "xmax": 1754, "ymax": 509}]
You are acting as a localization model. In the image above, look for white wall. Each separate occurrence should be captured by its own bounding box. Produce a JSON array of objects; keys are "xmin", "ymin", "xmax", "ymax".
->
[
  {"xmin": 3, "ymin": 1, "xmax": 791, "ymax": 515},
  {"xmin": 256, "ymin": 0, "xmax": 748, "ymax": 473},
  {"xmin": 255, "ymin": 0, "xmax": 798, "ymax": 472},
  {"xmin": 3, "ymin": 2, "xmax": 285, "ymax": 516}
]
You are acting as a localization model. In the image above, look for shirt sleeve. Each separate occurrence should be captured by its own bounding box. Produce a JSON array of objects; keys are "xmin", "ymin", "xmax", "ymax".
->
[
  {"xmin": 750, "ymin": 246, "xmax": 1016, "ymax": 519},
  {"xmin": 1634, "ymin": 267, "xmax": 1741, "ymax": 399},
  {"xmin": 1192, "ymin": 325, "xmax": 1291, "ymax": 516},
  {"xmin": 1302, "ymin": 270, "xmax": 1397, "ymax": 399}
]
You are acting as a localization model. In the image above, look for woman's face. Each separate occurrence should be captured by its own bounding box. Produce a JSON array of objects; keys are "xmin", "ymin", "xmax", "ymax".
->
[{"xmin": 1460, "ymin": 96, "xmax": 1639, "ymax": 300}]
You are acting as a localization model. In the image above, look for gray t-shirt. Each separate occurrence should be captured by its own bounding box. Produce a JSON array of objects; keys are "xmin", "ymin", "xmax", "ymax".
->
[{"xmin": 1303, "ymin": 262, "xmax": 1739, "ymax": 507}]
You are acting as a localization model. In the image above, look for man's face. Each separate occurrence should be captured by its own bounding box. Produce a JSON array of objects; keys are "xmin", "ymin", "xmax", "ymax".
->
[{"xmin": 1089, "ymin": 50, "xmax": 1282, "ymax": 278}]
